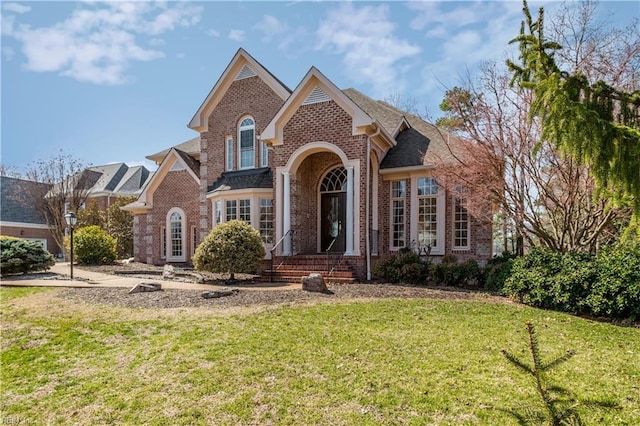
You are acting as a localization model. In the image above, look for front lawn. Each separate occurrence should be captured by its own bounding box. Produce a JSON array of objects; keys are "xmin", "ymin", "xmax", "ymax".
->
[{"xmin": 1, "ymin": 287, "xmax": 638, "ymax": 425}]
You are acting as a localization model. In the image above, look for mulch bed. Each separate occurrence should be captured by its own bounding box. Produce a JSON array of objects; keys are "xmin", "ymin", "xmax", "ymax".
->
[{"xmin": 57, "ymin": 284, "xmax": 504, "ymax": 310}]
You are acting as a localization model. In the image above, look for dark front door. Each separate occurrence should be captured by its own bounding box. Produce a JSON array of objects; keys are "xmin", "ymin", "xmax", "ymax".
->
[{"xmin": 320, "ymin": 192, "xmax": 346, "ymax": 252}]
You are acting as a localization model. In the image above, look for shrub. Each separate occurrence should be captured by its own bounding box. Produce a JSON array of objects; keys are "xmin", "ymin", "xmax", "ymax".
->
[
  {"xmin": 587, "ymin": 242, "xmax": 640, "ymax": 320},
  {"xmin": 372, "ymin": 247, "xmax": 429, "ymax": 284},
  {"xmin": 431, "ymin": 255, "xmax": 482, "ymax": 287},
  {"xmin": 503, "ymin": 247, "xmax": 595, "ymax": 312},
  {"xmin": 1, "ymin": 236, "xmax": 55, "ymax": 275},
  {"xmin": 193, "ymin": 220, "xmax": 265, "ymax": 280},
  {"xmin": 483, "ymin": 252, "xmax": 516, "ymax": 293},
  {"xmin": 73, "ymin": 226, "xmax": 117, "ymax": 265}
]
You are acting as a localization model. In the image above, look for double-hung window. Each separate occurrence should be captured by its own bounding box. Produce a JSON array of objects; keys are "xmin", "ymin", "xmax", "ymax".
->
[
  {"xmin": 239, "ymin": 117, "xmax": 255, "ymax": 169},
  {"xmin": 239, "ymin": 199, "xmax": 251, "ymax": 222},
  {"xmin": 259, "ymin": 198, "xmax": 273, "ymax": 243},
  {"xmin": 391, "ymin": 180, "xmax": 406, "ymax": 249},
  {"xmin": 417, "ymin": 177, "xmax": 438, "ymax": 249},
  {"xmin": 226, "ymin": 200, "xmax": 237, "ymax": 221},
  {"xmin": 453, "ymin": 185, "xmax": 470, "ymax": 249}
]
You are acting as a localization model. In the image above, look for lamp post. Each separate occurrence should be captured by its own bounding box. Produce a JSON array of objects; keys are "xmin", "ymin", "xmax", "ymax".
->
[{"xmin": 64, "ymin": 212, "xmax": 77, "ymax": 279}]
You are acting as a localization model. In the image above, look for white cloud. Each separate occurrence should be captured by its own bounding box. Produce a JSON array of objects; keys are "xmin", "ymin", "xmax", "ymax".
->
[
  {"xmin": 206, "ymin": 29, "xmax": 220, "ymax": 38},
  {"xmin": 253, "ymin": 14, "xmax": 309, "ymax": 53},
  {"xmin": 406, "ymin": 1, "xmax": 525, "ymax": 97},
  {"xmin": 2, "ymin": 2, "xmax": 30, "ymax": 14},
  {"xmin": 316, "ymin": 3, "xmax": 420, "ymax": 96},
  {"xmin": 3, "ymin": 1, "xmax": 202, "ymax": 85},
  {"xmin": 148, "ymin": 38, "xmax": 165, "ymax": 47},
  {"xmin": 228, "ymin": 29, "xmax": 245, "ymax": 42}
]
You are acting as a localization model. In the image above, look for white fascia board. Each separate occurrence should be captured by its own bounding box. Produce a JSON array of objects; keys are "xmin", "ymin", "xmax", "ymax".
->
[
  {"xmin": 0, "ymin": 221, "xmax": 52, "ymax": 230},
  {"xmin": 136, "ymin": 149, "xmax": 199, "ymax": 208},
  {"xmin": 262, "ymin": 67, "xmax": 374, "ymax": 146},
  {"xmin": 189, "ymin": 49, "xmax": 290, "ymax": 132},
  {"xmin": 206, "ymin": 187, "xmax": 272, "ymax": 199}
]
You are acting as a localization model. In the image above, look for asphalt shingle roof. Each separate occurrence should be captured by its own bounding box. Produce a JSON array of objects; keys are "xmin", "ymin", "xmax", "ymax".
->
[
  {"xmin": 342, "ymin": 88, "xmax": 463, "ymax": 168},
  {"xmin": 174, "ymin": 149, "xmax": 201, "ymax": 178},
  {"xmin": 380, "ymin": 128, "xmax": 430, "ymax": 169},
  {"xmin": 208, "ymin": 167, "xmax": 273, "ymax": 193},
  {"xmin": 1, "ymin": 176, "xmax": 50, "ymax": 224},
  {"xmin": 147, "ymin": 136, "xmax": 201, "ymax": 163}
]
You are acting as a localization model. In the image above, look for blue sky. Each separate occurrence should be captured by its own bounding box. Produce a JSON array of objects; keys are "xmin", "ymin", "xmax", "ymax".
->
[{"xmin": 2, "ymin": 1, "xmax": 638, "ymax": 174}]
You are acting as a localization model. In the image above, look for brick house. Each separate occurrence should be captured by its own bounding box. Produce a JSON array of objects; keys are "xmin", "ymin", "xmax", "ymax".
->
[
  {"xmin": 1, "ymin": 176, "xmax": 59, "ymax": 255},
  {"xmin": 124, "ymin": 49, "xmax": 493, "ymax": 281}
]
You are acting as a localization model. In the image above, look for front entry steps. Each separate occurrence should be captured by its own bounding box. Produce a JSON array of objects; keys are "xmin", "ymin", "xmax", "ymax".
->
[{"xmin": 262, "ymin": 254, "xmax": 356, "ymax": 284}]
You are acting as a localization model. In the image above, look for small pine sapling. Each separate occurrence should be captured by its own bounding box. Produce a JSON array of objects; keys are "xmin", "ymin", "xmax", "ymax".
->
[{"xmin": 500, "ymin": 322, "xmax": 617, "ymax": 425}]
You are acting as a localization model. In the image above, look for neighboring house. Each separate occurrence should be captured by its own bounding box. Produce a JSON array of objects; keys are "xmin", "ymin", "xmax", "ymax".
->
[
  {"xmin": 124, "ymin": 49, "xmax": 493, "ymax": 281},
  {"xmin": 0, "ymin": 176, "xmax": 59, "ymax": 255},
  {"xmin": 77, "ymin": 163, "xmax": 153, "ymax": 209}
]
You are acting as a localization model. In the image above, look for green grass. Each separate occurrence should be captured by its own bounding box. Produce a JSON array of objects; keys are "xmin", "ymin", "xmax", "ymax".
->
[{"xmin": 1, "ymin": 288, "xmax": 638, "ymax": 425}]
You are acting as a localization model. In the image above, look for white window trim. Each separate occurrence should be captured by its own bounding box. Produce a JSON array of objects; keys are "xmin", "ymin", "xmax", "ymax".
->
[
  {"xmin": 166, "ymin": 207, "xmax": 186, "ymax": 262},
  {"xmin": 191, "ymin": 225, "xmax": 198, "ymax": 257},
  {"xmin": 390, "ymin": 180, "xmax": 406, "ymax": 251},
  {"xmin": 261, "ymin": 140, "xmax": 268, "ymax": 167},
  {"xmin": 238, "ymin": 116, "xmax": 255, "ymax": 170},
  {"xmin": 411, "ymin": 177, "xmax": 445, "ymax": 255},
  {"xmin": 452, "ymin": 189, "xmax": 471, "ymax": 250},
  {"xmin": 226, "ymin": 136, "xmax": 234, "ymax": 171}
]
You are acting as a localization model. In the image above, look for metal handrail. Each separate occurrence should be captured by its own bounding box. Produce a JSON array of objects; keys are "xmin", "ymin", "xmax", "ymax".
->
[
  {"xmin": 325, "ymin": 234, "xmax": 343, "ymax": 275},
  {"xmin": 270, "ymin": 229, "xmax": 294, "ymax": 282}
]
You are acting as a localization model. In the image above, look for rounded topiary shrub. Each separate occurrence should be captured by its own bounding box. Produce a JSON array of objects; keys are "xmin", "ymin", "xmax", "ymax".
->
[
  {"xmin": 193, "ymin": 220, "xmax": 266, "ymax": 280},
  {"xmin": 1, "ymin": 236, "xmax": 55, "ymax": 275},
  {"xmin": 73, "ymin": 225, "xmax": 117, "ymax": 265}
]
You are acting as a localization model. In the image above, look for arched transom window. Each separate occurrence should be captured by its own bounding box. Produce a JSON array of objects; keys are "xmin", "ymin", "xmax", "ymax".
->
[
  {"xmin": 320, "ymin": 167, "xmax": 347, "ymax": 192},
  {"xmin": 239, "ymin": 117, "xmax": 255, "ymax": 169}
]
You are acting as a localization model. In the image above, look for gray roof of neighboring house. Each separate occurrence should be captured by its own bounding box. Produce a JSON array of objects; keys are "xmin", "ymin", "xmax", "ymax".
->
[
  {"xmin": 208, "ymin": 167, "xmax": 273, "ymax": 193},
  {"xmin": 147, "ymin": 136, "xmax": 201, "ymax": 163},
  {"xmin": 343, "ymin": 88, "xmax": 462, "ymax": 168},
  {"xmin": 1, "ymin": 176, "xmax": 50, "ymax": 224},
  {"xmin": 73, "ymin": 163, "xmax": 151, "ymax": 197}
]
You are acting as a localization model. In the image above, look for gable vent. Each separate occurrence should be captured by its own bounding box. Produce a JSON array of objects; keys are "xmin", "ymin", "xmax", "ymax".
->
[
  {"xmin": 303, "ymin": 86, "xmax": 331, "ymax": 105},
  {"xmin": 235, "ymin": 64, "xmax": 256, "ymax": 80}
]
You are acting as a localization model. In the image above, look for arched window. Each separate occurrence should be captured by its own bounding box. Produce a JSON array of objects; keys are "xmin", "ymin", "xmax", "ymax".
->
[
  {"xmin": 166, "ymin": 208, "xmax": 186, "ymax": 262},
  {"xmin": 320, "ymin": 167, "xmax": 347, "ymax": 193},
  {"xmin": 238, "ymin": 117, "xmax": 255, "ymax": 169}
]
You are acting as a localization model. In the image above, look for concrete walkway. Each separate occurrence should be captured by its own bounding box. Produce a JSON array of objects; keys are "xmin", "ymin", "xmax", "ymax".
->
[{"xmin": 1, "ymin": 262, "xmax": 300, "ymax": 291}]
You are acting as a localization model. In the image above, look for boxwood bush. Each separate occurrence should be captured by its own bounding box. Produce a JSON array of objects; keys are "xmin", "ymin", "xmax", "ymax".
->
[
  {"xmin": 72, "ymin": 225, "xmax": 117, "ymax": 265},
  {"xmin": 483, "ymin": 252, "xmax": 516, "ymax": 292},
  {"xmin": 431, "ymin": 255, "xmax": 483, "ymax": 288},
  {"xmin": 1, "ymin": 236, "xmax": 55, "ymax": 275},
  {"xmin": 504, "ymin": 243, "xmax": 640, "ymax": 319},
  {"xmin": 193, "ymin": 220, "xmax": 265, "ymax": 280},
  {"xmin": 372, "ymin": 247, "xmax": 429, "ymax": 284}
]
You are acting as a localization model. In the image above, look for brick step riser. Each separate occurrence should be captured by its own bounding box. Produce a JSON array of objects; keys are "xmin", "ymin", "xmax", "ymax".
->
[
  {"xmin": 274, "ymin": 264, "xmax": 351, "ymax": 271},
  {"xmin": 261, "ymin": 275, "xmax": 356, "ymax": 284},
  {"xmin": 265, "ymin": 270, "xmax": 355, "ymax": 278}
]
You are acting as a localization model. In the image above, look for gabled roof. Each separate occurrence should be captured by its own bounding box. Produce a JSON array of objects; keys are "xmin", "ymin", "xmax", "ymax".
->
[
  {"xmin": 147, "ymin": 136, "xmax": 201, "ymax": 164},
  {"xmin": 189, "ymin": 48, "xmax": 291, "ymax": 132},
  {"xmin": 380, "ymin": 128, "xmax": 430, "ymax": 169},
  {"xmin": 113, "ymin": 165, "xmax": 152, "ymax": 194},
  {"xmin": 174, "ymin": 149, "xmax": 201, "ymax": 178},
  {"xmin": 343, "ymin": 88, "xmax": 462, "ymax": 167},
  {"xmin": 0, "ymin": 176, "xmax": 50, "ymax": 225},
  {"xmin": 122, "ymin": 148, "xmax": 199, "ymax": 213},
  {"xmin": 207, "ymin": 167, "xmax": 273, "ymax": 194},
  {"xmin": 261, "ymin": 67, "xmax": 375, "ymax": 146}
]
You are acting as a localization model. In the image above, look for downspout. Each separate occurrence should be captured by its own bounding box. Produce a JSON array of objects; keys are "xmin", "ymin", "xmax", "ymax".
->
[{"xmin": 366, "ymin": 124, "xmax": 381, "ymax": 281}]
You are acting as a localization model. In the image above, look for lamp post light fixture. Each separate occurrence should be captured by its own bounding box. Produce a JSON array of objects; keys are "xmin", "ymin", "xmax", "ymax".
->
[{"xmin": 64, "ymin": 212, "xmax": 77, "ymax": 279}]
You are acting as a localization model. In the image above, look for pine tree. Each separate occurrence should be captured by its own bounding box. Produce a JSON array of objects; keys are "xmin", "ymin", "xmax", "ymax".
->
[{"xmin": 507, "ymin": 1, "xmax": 640, "ymax": 213}]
